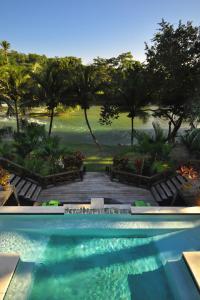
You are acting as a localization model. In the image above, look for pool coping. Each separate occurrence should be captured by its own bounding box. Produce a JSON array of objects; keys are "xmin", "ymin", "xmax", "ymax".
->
[
  {"xmin": 131, "ymin": 206, "xmax": 200, "ymax": 214},
  {"xmin": 0, "ymin": 206, "xmax": 64, "ymax": 214},
  {"xmin": 0, "ymin": 206, "xmax": 200, "ymax": 214},
  {"xmin": 0, "ymin": 254, "xmax": 20, "ymax": 300},
  {"xmin": 183, "ymin": 252, "xmax": 200, "ymax": 292}
]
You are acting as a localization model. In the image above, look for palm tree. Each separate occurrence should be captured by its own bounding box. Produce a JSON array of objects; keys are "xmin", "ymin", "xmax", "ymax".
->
[
  {"xmin": 32, "ymin": 60, "xmax": 66, "ymax": 136},
  {"xmin": 71, "ymin": 65, "xmax": 103, "ymax": 148},
  {"xmin": 117, "ymin": 65, "xmax": 149, "ymax": 147},
  {"xmin": 0, "ymin": 67, "xmax": 29, "ymax": 133},
  {"xmin": 0, "ymin": 40, "xmax": 10, "ymax": 64}
]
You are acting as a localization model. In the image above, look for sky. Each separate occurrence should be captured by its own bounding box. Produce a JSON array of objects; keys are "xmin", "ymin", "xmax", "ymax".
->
[{"xmin": 0, "ymin": 0, "xmax": 200, "ymax": 63}]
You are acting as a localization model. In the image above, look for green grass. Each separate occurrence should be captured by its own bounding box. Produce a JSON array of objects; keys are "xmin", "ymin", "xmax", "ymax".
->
[
  {"xmin": 62, "ymin": 143, "xmax": 131, "ymax": 171},
  {"xmin": 0, "ymin": 105, "xmax": 177, "ymax": 172}
]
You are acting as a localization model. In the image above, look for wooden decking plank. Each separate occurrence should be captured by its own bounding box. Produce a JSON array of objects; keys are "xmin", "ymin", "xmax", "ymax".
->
[
  {"xmin": 151, "ymin": 186, "xmax": 162, "ymax": 203},
  {"xmin": 9, "ymin": 174, "xmax": 16, "ymax": 183},
  {"xmin": 155, "ymin": 184, "xmax": 168, "ymax": 200},
  {"xmin": 15, "ymin": 179, "xmax": 26, "ymax": 193},
  {"xmin": 25, "ymin": 184, "xmax": 37, "ymax": 199},
  {"xmin": 39, "ymin": 172, "xmax": 155, "ymax": 205},
  {"xmin": 31, "ymin": 186, "xmax": 42, "ymax": 201},
  {"xmin": 160, "ymin": 182, "xmax": 173, "ymax": 198},
  {"xmin": 11, "ymin": 176, "xmax": 21, "ymax": 187},
  {"xmin": 19, "ymin": 182, "xmax": 32, "ymax": 197},
  {"xmin": 171, "ymin": 177, "xmax": 182, "ymax": 189},
  {"xmin": 166, "ymin": 179, "xmax": 177, "ymax": 194},
  {"xmin": 176, "ymin": 174, "xmax": 187, "ymax": 184}
]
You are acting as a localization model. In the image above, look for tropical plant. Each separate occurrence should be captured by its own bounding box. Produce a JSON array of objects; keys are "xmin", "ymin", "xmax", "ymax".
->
[
  {"xmin": 0, "ymin": 40, "xmax": 10, "ymax": 64},
  {"xmin": 32, "ymin": 60, "xmax": 67, "ymax": 136},
  {"xmin": 151, "ymin": 161, "xmax": 172, "ymax": 174},
  {"xmin": 13, "ymin": 120, "xmax": 46, "ymax": 157},
  {"xmin": 0, "ymin": 166, "xmax": 10, "ymax": 188},
  {"xmin": 70, "ymin": 64, "xmax": 106, "ymax": 148},
  {"xmin": 62, "ymin": 151, "xmax": 84, "ymax": 170},
  {"xmin": 134, "ymin": 122, "xmax": 171, "ymax": 161},
  {"xmin": 0, "ymin": 66, "xmax": 29, "ymax": 132},
  {"xmin": 181, "ymin": 129, "xmax": 200, "ymax": 156},
  {"xmin": 0, "ymin": 142, "xmax": 15, "ymax": 160}
]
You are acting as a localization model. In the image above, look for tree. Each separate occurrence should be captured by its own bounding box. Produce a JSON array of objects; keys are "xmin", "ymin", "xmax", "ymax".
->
[
  {"xmin": 99, "ymin": 53, "xmax": 149, "ymax": 146},
  {"xmin": 32, "ymin": 60, "xmax": 67, "ymax": 136},
  {"xmin": 146, "ymin": 20, "xmax": 200, "ymax": 143},
  {"xmin": 70, "ymin": 64, "xmax": 105, "ymax": 148},
  {"xmin": 0, "ymin": 66, "xmax": 29, "ymax": 133},
  {"xmin": 0, "ymin": 40, "xmax": 10, "ymax": 64}
]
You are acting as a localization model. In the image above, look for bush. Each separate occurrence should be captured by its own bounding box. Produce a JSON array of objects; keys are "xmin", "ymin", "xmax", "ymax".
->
[
  {"xmin": 0, "ymin": 120, "xmax": 84, "ymax": 176},
  {"xmin": 62, "ymin": 151, "xmax": 85, "ymax": 170},
  {"xmin": 181, "ymin": 129, "xmax": 200, "ymax": 156},
  {"xmin": 113, "ymin": 156, "xmax": 129, "ymax": 170},
  {"xmin": 14, "ymin": 120, "xmax": 46, "ymax": 157},
  {"xmin": 134, "ymin": 123, "xmax": 172, "ymax": 161},
  {"xmin": 151, "ymin": 161, "xmax": 173, "ymax": 174}
]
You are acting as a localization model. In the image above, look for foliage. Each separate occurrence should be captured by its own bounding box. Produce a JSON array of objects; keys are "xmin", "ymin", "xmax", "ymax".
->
[
  {"xmin": 62, "ymin": 151, "xmax": 84, "ymax": 170},
  {"xmin": 113, "ymin": 155, "xmax": 129, "ymax": 171},
  {"xmin": 146, "ymin": 20, "xmax": 200, "ymax": 142},
  {"xmin": 13, "ymin": 119, "xmax": 46, "ymax": 157},
  {"xmin": 0, "ymin": 120, "xmax": 84, "ymax": 175},
  {"xmin": 68, "ymin": 63, "xmax": 107, "ymax": 147},
  {"xmin": 99, "ymin": 53, "xmax": 149, "ymax": 146},
  {"xmin": 181, "ymin": 129, "xmax": 200, "ymax": 156},
  {"xmin": 151, "ymin": 161, "xmax": 172, "ymax": 174},
  {"xmin": 0, "ymin": 166, "xmax": 10, "ymax": 187},
  {"xmin": 113, "ymin": 122, "xmax": 173, "ymax": 175},
  {"xmin": 0, "ymin": 66, "xmax": 30, "ymax": 132},
  {"xmin": 0, "ymin": 142, "xmax": 15, "ymax": 160},
  {"xmin": 134, "ymin": 122, "xmax": 172, "ymax": 161}
]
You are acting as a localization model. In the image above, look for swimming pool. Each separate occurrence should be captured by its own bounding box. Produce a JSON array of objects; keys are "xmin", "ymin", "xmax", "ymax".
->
[{"xmin": 0, "ymin": 214, "xmax": 200, "ymax": 300}]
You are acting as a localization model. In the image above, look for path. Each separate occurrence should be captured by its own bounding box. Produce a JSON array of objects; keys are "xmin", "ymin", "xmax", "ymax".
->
[{"xmin": 38, "ymin": 172, "xmax": 155, "ymax": 204}]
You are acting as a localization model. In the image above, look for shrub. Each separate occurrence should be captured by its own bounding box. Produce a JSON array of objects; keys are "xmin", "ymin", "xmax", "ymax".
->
[
  {"xmin": 181, "ymin": 129, "xmax": 200, "ymax": 156},
  {"xmin": 0, "ymin": 166, "xmax": 10, "ymax": 187},
  {"xmin": 62, "ymin": 151, "xmax": 84, "ymax": 170},
  {"xmin": 151, "ymin": 161, "xmax": 173, "ymax": 174},
  {"xmin": 134, "ymin": 122, "xmax": 172, "ymax": 161},
  {"xmin": 13, "ymin": 120, "xmax": 46, "ymax": 157},
  {"xmin": 113, "ymin": 156, "xmax": 129, "ymax": 170}
]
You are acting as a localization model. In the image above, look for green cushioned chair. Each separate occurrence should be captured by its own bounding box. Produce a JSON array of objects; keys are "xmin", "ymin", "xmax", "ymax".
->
[
  {"xmin": 42, "ymin": 200, "xmax": 61, "ymax": 206},
  {"xmin": 134, "ymin": 200, "xmax": 151, "ymax": 207}
]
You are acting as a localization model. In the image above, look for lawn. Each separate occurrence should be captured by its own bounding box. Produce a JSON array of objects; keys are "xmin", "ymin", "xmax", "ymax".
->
[{"xmin": 63, "ymin": 143, "xmax": 131, "ymax": 171}]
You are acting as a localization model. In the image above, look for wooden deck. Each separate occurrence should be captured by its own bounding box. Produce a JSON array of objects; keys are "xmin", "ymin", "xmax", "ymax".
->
[{"xmin": 38, "ymin": 172, "xmax": 156, "ymax": 204}]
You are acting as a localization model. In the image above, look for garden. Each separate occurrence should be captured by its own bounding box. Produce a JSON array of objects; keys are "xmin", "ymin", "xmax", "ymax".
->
[
  {"xmin": 0, "ymin": 19, "xmax": 200, "ymax": 184},
  {"xmin": 0, "ymin": 120, "xmax": 84, "ymax": 176}
]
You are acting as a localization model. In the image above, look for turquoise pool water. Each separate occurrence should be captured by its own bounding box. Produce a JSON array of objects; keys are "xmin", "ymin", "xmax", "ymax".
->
[{"xmin": 0, "ymin": 215, "xmax": 200, "ymax": 300}]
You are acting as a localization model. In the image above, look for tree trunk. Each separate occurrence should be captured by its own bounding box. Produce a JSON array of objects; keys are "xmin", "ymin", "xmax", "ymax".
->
[
  {"xmin": 131, "ymin": 116, "xmax": 134, "ymax": 147},
  {"xmin": 48, "ymin": 107, "xmax": 54, "ymax": 137},
  {"xmin": 167, "ymin": 118, "xmax": 182, "ymax": 143},
  {"xmin": 6, "ymin": 104, "xmax": 15, "ymax": 117},
  {"xmin": 84, "ymin": 108, "xmax": 101, "ymax": 149},
  {"xmin": 14, "ymin": 100, "xmax": 20, "ymax": 133}
]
